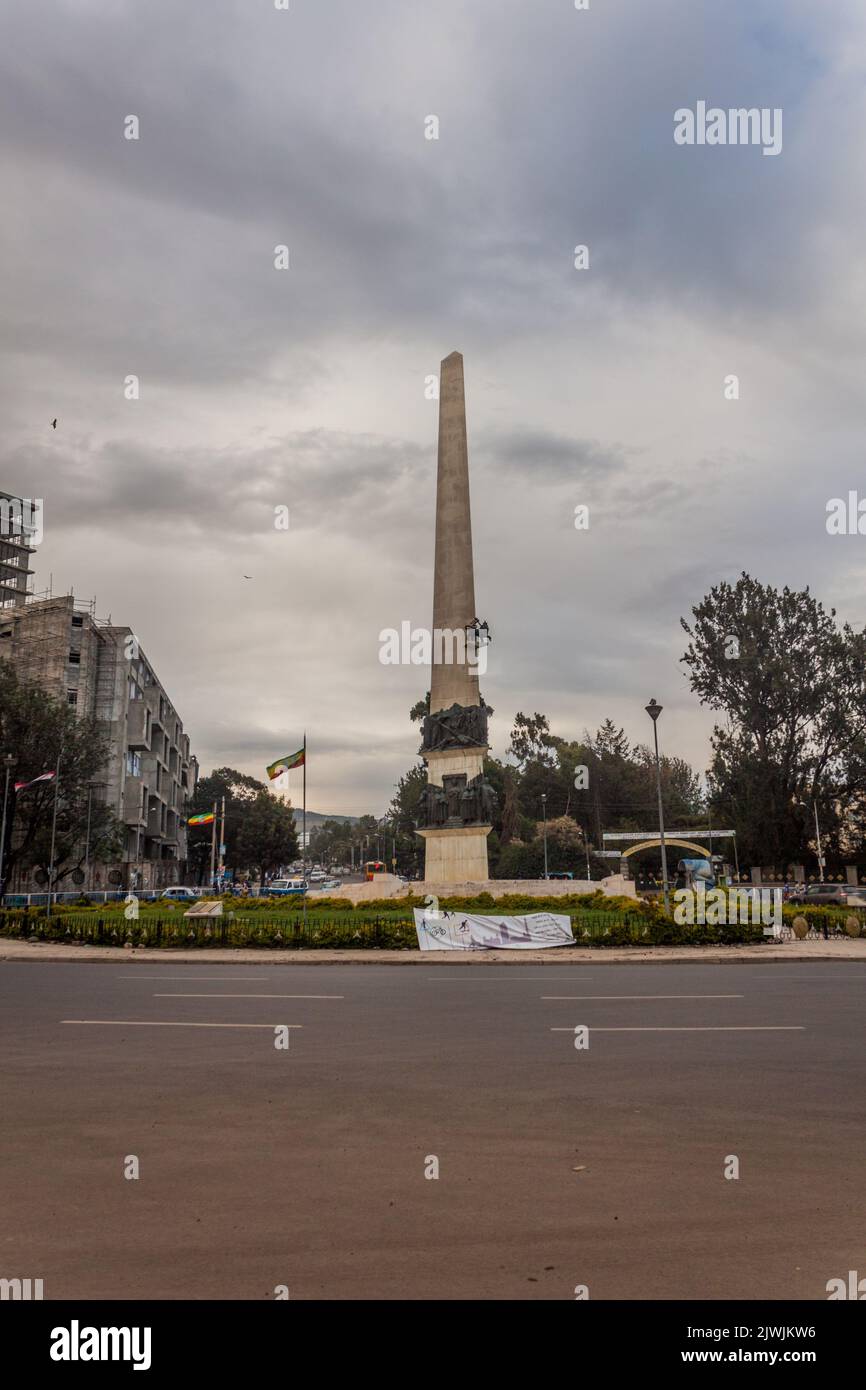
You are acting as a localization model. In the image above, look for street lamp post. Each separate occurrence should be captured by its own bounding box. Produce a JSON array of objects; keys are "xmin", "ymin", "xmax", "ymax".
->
[
  {"xmin": 541, "ymin": 793, "xmax": 549, "ymax": 879},
  {"xmin": 84, "ymin": 781, "xmax": 97, "ymax": 891},
  {"xmin": 46, "ymin": 748, "xmax": 63, "ymax": 920},
  {"xmin": 0, "ymin": 753, "xmax": 14, "ymax": 899},
  {"xmin": 797, "ymin": 797, "xmax": 825, "ymax": 882},
  {"xmin": 645, "ymin": 699, "xmax": 670, "ymax": 914},
  {"xmin": 813, "ymin": 800, "xmax": 825, "ymax": 882}
]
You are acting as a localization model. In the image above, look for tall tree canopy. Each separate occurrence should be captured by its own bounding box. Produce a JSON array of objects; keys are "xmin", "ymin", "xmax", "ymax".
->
[
  {"xmin": 681, "ymin": 572, "xmax": 866, "ymax": 868},
  {"xmin": 0, "ymin": 662, "xmax": 123, "ymax": 883}
]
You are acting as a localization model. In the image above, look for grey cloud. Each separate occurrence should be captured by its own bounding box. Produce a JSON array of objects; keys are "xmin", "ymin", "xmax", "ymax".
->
[{"xmin": 2, "ymin": 0, "xmax": 865, "ymax": 799}]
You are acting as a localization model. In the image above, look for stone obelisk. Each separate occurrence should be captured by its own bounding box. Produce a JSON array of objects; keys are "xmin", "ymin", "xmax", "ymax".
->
[{"xmin": 416, "ymin": 352, "xmax": 496, "ymax": 884}]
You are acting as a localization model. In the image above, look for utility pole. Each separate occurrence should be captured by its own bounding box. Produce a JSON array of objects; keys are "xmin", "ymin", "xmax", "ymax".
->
[{"xmin": 541, "ymin": 793, "xmax": 549, "ymax": 879}]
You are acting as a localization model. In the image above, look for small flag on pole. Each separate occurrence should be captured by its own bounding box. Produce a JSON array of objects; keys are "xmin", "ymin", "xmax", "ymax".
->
[
  {"xmin": 15, "ymin": 771, "xmax": 56, "ymax": 793},
  {"xmin": 187, "ymin": 812, "xmax": 215, "ymax": 826},
  {"xmin": 267, "ymin": 749, "xmax": 305, "ymax": 780}
]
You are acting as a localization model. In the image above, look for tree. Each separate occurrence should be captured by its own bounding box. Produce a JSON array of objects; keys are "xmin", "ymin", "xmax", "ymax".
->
[
  {"xmin": 187, "ymin": 766, "xmax": 269, "ymax": 881},
  {"xmin": 409, "ymin": 691, "xmax": 430, "ymax": 724},
  {"xmin": 495, "ymin": 817, "xmax": 587, "ymax": 879},
  {"xmin": 234, "ymin": 791, "xmax": 299, "ymax": 882},
  {"xmin": 0, "ymin": 663, "xmax": 124, "ymax": 884},
  {"xmin": 387, "ymin": 763, "xmax": 427, "ymax": 875},
  {"xmin": 681, "ymin": 573, "xmax": 866, "ymax": 868},
  {"xmin": 509, "ymin": 712, "xmax": 556, "ymax": 768}
]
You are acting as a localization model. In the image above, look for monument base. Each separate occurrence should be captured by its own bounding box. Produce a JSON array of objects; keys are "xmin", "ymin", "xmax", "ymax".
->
[{"xmin": 417, "ymin": 824, "xmax": 492, "ymax": 884}]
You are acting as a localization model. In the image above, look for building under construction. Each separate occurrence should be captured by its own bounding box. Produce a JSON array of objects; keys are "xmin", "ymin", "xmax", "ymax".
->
[
  {"xmin": 0, "ymin": 490, "xmax": 38, "ymax": 609},
  {"xmin": 0, "ymin": 574, "xmax": 199, "ymax": 892}
]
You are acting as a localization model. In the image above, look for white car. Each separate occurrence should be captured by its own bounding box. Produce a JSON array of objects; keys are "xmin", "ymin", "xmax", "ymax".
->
[
  {"xmin": 160, "ymin": 886, "xmax": 202, "ymax": 901},
  {"xmin": 267, "ymin": 879, "xmax": 307, "ymax": 897}
]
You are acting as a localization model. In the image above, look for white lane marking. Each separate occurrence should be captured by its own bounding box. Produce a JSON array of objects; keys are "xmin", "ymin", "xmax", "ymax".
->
[
  {"xmin": 117, "ymin": 975, "xmax": 271, "ymax": 981},
  {"xmin": 542, "ymin": 994, "xmax": 744, "ymax": 1001},
  {"xmin": 426, "ymin": 975, "xmax": 595, "ymax": 981},
  {"xmin": 153, "ymin": 993, "xmax": 343, "ymax": 999},
  {"xmin": 62, "ymin": 1020, "xmax": 302, "ymax": 1029},
  {"xmin": 720, "ymin": 973, "xmax": 866, "ymax": 980},
  {"xmin": 551, "ymin": 1025, "xmax": 804, "ymax": 1032}
]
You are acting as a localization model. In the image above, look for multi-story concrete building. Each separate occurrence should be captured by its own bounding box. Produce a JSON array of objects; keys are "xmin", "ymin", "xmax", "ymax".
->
[
  {"xmin": 0, "ymin": 491, "xmax": 38, "ymax": 609},
  {"xmin": 0, "ymin": 592, "xmax": 198, "ymax": 891}
]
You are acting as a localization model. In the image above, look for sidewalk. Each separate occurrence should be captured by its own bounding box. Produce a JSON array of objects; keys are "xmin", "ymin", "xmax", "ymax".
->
[{"xmin": 3, "ymin": 938, "xmax": 866, "ymax": 966}]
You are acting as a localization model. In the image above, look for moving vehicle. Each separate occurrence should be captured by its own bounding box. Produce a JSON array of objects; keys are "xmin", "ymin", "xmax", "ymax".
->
[
  {"xmin": 160, "ymin": 886, "xmax": 203, "ymax": 901},
  {"xmin": 363, "ymin": 860, "xmax": 386, "ymax": 882},
  {"xmin": 787, "ymin": 882, "xmax": 851, "ymax": 907},
  {"xmin": 267, "ymin": 878, "xmax": 307, "ymax": 897}
]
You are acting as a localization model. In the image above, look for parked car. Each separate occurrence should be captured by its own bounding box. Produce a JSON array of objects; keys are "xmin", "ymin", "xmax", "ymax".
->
[
  {"xmin": 786, "ymin": 883, "xmax": 851, "ymax": 907},
  {"xmin": 160, "ymin": 887, "xmax": 202, "ymax": 901}
]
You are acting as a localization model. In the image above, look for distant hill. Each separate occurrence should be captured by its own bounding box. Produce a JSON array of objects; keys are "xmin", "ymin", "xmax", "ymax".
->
[{"xmin": 296, "ymin": 810, "xmax": 361, "ymax": 829}]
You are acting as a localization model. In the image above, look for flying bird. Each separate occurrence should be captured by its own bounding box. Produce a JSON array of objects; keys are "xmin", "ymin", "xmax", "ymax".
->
[
  {"xmin": 51, "ymin": 419, "xmax": 57, "ymax": 429},
  {"xmin": 243, "ymin": 575, "xmax": 252, "ymax": 580}
]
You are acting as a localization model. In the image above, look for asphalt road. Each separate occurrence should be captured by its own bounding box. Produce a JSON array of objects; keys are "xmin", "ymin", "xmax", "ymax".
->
[{"xmin": 2, "ymin": 959, "xmax": 865, "ymax": 1300}]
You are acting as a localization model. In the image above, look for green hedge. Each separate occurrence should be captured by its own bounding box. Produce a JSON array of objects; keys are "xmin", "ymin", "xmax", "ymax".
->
[{"xmin": 0, "ymin": 907, "xmax": 765, "ymax": 950}]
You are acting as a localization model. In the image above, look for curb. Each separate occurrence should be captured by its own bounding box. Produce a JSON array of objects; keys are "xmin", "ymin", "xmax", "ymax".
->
[{"xmin": 2, "ymin": 941, "xmax": 866, "ymax": 966}]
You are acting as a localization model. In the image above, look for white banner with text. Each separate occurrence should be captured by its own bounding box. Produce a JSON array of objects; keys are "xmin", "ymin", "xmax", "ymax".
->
[{"xmin": 413, "ymin": 909, "xmax": 574, "ymax": 951}]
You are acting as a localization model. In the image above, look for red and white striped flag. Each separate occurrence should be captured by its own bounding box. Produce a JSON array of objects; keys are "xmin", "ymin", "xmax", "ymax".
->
[{"xmin": 14, "ymin": 771, "xmax": 57, "ymax": 793}]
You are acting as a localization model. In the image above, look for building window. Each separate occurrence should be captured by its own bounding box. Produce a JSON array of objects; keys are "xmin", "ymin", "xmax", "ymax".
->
[
  {"xmin": 71, "ymin": 615, "xmax": 84, "ymax": 628},
  {"xmin": 68, "ymin": 650, "xmax": 81, "ymax": 664},
  {"xmin": 126, "ymin": 750, "xmax": 141, "ymax": 778},
  {"xmin": 67, "ymin": 691, "xmax": 77, "ymax": 706}
]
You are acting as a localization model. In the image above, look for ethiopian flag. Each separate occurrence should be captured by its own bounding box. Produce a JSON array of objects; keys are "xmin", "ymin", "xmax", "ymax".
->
[
  {"xmin": 267, "ymin": 749, "xmax": 305, "ymax": 779},
  {"xmin": 187, "ymin": 812, "xmax": 215, "ymax": 826}
]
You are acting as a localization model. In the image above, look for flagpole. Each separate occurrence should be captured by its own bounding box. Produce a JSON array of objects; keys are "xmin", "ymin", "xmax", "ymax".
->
[
  {"xmin": 302, "ymin": 732, "xmax": 307, "ymax": 932},
  {"xmin": 209, "ymin": 800, "xmax": 217, "ymax": 892},
  {"xmin": 0, "ymin": 757, "xmax": 13, "ymax": 901},
  {"xmin": 46, "ymin": 750, "xmax": 62, "ymax": 920},
  {"xmin": 218, "ymin": 795, "xmax": 226, "ymax": 890}
]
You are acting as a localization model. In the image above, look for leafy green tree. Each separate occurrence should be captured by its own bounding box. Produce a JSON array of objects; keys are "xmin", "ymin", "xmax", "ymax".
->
[
  {"xmin": 234, "ymin": 790, "xmax": 299, "ymax": 883},
  {"xmin": 409, "ymin": 692, "xmax": 430, "ymax": 724},
  {"xmin": 509, "ymin": 712, "xmax": 556, "ymax": 768},
  {"xmin": 188, "ymin": 766, "xmax": 268, "ymax": 880},
  {"xmin": 387, "ymin": 763, "xmax": 427, "ymax": 875},
  {"xmin": 0, "ymin": 663, "xmax": 123, "ymax": 884},
  {"xmin": 681, "ymin": 573, "xmax": 866, "ymax": 869}
]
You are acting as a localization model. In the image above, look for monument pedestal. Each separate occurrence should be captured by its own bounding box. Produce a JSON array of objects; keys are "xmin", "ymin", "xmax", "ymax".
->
[{"xmin": 417, "ymin": 824, "xmax": 492, "ymax": 884}]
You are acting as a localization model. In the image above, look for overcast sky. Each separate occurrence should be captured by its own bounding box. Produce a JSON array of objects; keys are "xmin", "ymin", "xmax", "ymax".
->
[{"xmin": 3, "ymin": 0, "xmax": 866, "ymax": 815}]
